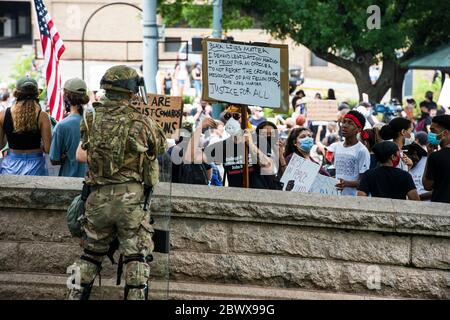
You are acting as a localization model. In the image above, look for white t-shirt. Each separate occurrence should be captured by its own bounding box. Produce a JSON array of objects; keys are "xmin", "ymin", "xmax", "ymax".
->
[
  {"xmin": 334, "ymin": 141, "xmax": 371, "ymax": 196},
  {"xmin": 396, "ymin": 151, "xmax": 410, "ymax": 172},
  {"xmin": 409, "ymin": 157, "xmax": 427, "ymax": 195}
]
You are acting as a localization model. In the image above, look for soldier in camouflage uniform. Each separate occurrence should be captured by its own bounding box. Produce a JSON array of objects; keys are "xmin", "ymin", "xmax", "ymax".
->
[{"xmin": 66, "ymin": 65, "xmax": 166, "ymax": 300}]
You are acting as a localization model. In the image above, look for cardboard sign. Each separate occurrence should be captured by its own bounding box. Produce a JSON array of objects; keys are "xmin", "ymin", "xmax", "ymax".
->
[
  {"xmin": 279, "ymin": 154, "xmax": 320, "ymax": 192},
  {"xmin": 309, "ymin": 174, "xmax": 340, "ymax": 196},
  {"xmin": 438, "ymin": 78, "xmax": 450, "ymax": 107},
  {"xmin": 137, "ymin": 94, "xmax": 183, "ymax": 139},
  {"xmin": 202, "ymin": 39, "xmax": 289, "ymax": 111},
  {"xmin": 306, "ymin": 100, "xmax": 339, "ymax": 121}
]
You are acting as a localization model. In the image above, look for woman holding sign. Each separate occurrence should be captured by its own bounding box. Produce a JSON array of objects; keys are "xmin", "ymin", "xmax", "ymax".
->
[{"xmin": 282, "ymin": 127, "xmax": 330, "ymax": 177}]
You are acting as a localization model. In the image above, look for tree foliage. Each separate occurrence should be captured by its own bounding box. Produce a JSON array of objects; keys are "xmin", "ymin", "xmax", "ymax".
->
[
  {"xmin": 159, "ymin": 0, "xmax": 450, "ymax": 102},
  {"xmin": 246, "ymin": 0, "xmax": 450, "ymax": 101},
  {"xmin": 158, "ymin": 0, "xmax": 253, "ymax": 30}
]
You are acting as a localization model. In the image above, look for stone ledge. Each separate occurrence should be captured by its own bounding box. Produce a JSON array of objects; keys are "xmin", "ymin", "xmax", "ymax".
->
[
  {"xmin": 1, "ymin": 176, "xmax": 449, "ymax": 237},
  {"xmin": 169, "ymin": 251, "xmax": 450, "ymax": 299},
  {"xmin": 0, "ymin": 273, "xmax": 406, "ymax": 300}
]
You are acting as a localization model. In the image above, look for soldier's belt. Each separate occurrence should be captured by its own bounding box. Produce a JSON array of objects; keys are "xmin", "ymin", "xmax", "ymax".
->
[{"xmin": 90, "ymin": 182, "xmax": 143, "ymax": 194}]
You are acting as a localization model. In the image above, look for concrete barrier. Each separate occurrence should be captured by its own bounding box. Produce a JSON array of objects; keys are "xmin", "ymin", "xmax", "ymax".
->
[{"xmin": 0, "ymin": 175, "xmax": 449, "ymax": 299}]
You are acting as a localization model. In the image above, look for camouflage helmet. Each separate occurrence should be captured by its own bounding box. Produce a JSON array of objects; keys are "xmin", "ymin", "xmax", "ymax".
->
[{"xmin": 100, "ymin": 65, "xmax": 144, "ymax": 94}]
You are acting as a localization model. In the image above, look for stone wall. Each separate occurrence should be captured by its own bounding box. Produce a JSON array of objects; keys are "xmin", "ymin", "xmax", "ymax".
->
[{"xmin": 0, "ymin": 175, "xmax": 449, "ymax": 300}]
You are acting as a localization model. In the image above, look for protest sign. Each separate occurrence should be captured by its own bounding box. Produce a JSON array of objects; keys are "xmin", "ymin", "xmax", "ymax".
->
[
  {"xmin": 279, "ymin": 154, "xmax": 320, "ymax": 192},
  {"xmin": 309, "ymin": 174, "xmax": 340, "ymax": 196},
  {"xmin": 306, "ymin": 100, "xmax": 339, "ymax": 121},
  {"xmin": 138, "ymin": 94, "xmax": 183, "ymax": 139},
  {"xmin": 202, "ymin": 39, "xmax": 289, "ymax": 111},
  {"xmin": 437, "ymin": 78, "xmax": 450, "ymax": 107}
]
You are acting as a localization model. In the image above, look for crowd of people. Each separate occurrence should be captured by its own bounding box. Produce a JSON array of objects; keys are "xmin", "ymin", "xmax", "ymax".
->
[
  {"xmin": 1, "ymin": 74, "xmax": 450, "ymax": 204},
  {"xmin": 169, "ymin": 89, "xmax": 450, "ymax": 204}
]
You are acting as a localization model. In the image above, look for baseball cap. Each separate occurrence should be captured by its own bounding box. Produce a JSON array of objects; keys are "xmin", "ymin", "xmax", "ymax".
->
[{"xmin": 64, "ymin": 78, "xmax": 88, "ymax": 94}]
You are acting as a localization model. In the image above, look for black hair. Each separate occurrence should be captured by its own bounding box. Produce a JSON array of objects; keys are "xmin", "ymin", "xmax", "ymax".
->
[
  {"xmin": 415, "ymin": 131, "xmax": 428, "ymax": 146},
  {"xmin": 361, "ymin": 127, "xmax": 381, "ymax": 152},
  {"xmin": 346, "ymin": 110, "xmax": 366, "ymax": 129},
  {"xmin": 291, "ymin": 96, "xmax": 300, "ymax": 109},
  {"xmin": 256, "ymin": 121, "xmax": 277, "ymax": 133},
  {"xmin": 1, "ymin": 92, "xmax": 9, "ymax": 102},
  {"xmin": 256, "ymin": 121, "xmax": 278, "ymax": 150},
  {"xmin": 296, "ymin": 90, "xmax": 305, "ymax": 97},
  {"xmin": 327, "ymin": 88, "xmax": 336, "ymax": 100},
  {"xmin": 432, "ymin": 115, "xmax": 450, "ymax": 131},
  {"xmin": 372, "ymin": 141, "xmax": 399, "ymax": 163},
  {"xmin": 284, "ymin": 127, "xmax": 310, "ymax": 158},
  {"xmin": 419, "ymin": 101, "xmax": 430, "ymax": 109},
  {"xmin": 380, "ymin": 117, "xmax": 412, "ymax": 140},
  {"xmin": 64, "ymin": 90, "xmax": 89, "ymax": 116}
]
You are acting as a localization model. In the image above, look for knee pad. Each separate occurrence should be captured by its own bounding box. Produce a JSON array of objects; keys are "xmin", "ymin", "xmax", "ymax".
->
[
  {"xmin": 66, "ymin": 251, "xmax": 104, "ymax": 300},
  {"xmin": 123, "ymin": 256, "xmax": 150, "ymax": 300}
]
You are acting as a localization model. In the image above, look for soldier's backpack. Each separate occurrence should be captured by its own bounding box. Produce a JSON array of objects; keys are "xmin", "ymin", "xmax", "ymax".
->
[{"xmin": 84, "ymin": 105, "xmax": 136, "ymax": 178}]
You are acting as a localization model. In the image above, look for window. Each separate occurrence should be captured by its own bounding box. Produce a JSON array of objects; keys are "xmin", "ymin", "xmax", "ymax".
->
[
  {"xmin": 164, "ymin": 37, "xmax": 182, "ymax": 52},
  {"xmin": 311, "ymin": 52, "xmax": 328, "ymax": 67}
]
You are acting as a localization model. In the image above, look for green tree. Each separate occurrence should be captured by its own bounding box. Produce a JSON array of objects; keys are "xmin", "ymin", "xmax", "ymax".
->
[
  {"xmin": 252, "ymin": 0, "xmax": 450, "ymax": 103},
  {"xmin": 160, "ymin": 0, "xmax": 450, "ymax": 103},
  {"xmin": 158, "ymin": 0, "xmax": 253, "ymax": 30}
]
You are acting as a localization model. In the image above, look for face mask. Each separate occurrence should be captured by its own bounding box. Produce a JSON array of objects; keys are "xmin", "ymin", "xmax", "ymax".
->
[
  {"xmin": 428, "ymin": 132, "xmax": 441, "ymax": 146},
  {"xmin": 392, "ymin": 153, "xmax": 401, "ymax": 168},
  {"xmin": 404, "ymin": 132, "xmax": 415, "ymax": 146},
  {"xmin": 224, "ymin": 118, "xmax": 242, "ymax": 136},
  {"xmin": 298, "ymin": 137, "xmax": 314, "ymax": 152}
]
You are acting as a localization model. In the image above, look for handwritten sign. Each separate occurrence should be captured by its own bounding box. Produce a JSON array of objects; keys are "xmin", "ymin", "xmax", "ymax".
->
[
  {"xmin": 438, "ymin": 78, "xmax": 450, "ymax": 107},
  {"xmin": 306, "ymin": 100, "xmax": 339, "ymax": 121},
  {"xmin": 138, "ymin": 94, "xmax": 183, "ymax": 139},
  {"xmin": 202, "ymin": 39, "xmax": 289, "ymax": 109},
  {"xmin": 309, "ymin": 175, "xmax": 340, "ymax": 196},
  {"xmin": 279, "ymin": 154, "xmax": 320, "ymax": 192}
]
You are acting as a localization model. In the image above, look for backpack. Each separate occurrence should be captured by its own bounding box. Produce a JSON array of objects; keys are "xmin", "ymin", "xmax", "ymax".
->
[
  {"xmin": 84, "ymin": 105, "xmax": 136, "ymax": 177},
  {"xmin": 84, "ymin": 104, "xmax": 165, "ymax": 183},
  {"xmin": 178, "ymin": 163, "xmax": 209, "ymax": 185}
]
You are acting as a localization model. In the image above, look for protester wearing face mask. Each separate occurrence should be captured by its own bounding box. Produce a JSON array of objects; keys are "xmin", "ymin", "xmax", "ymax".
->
[
  {"xmin": 380, "ymin": 117, "xmax": 414, "ymax": 171},
  {"xmin": 423, "ymin": 115, "xmax": 450, "ymax": 203},
  {"xmin": 333, "ymin": 110, "xmax": 371, "ymax": 196},
  {"xmin": 256, "ymin": 121, "xmax": 283, "ymax": 189},
  {"xmin": 188, "ymin": 105, "xmax": 272, "ymax": 188},
  {"xmin": 357, "ymin": 141, "xmax": 420, "ymax": 200},
  {"xmin": 403, "ymin": 142, "xmax": 430, "ymax": 200},
  {"xmin": 283, "ymin": 127, "xmax": 329, "ymax": 176}
]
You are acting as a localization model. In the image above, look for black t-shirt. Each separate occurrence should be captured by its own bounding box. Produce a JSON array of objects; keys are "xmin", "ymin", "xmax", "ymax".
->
[
  {"xmin": 358, "ymin": 166, "xmax": 416, "ymax": 200},
  {"xmin": 205, "ymin": 137, "xmax": 266, "ymax": 189},
  {"xmin": 425, "ymin": 148, "xmax": 450, "ymax": 203},
  {"xmin": 168, "ymin": 144, "xmax": 211, "ymax": 184}
]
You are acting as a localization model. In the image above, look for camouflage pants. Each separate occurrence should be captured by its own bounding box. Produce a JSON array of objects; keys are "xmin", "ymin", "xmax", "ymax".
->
[{"xmin": 66, "ymin": 182, "xmax": 154, "ymax": 300}]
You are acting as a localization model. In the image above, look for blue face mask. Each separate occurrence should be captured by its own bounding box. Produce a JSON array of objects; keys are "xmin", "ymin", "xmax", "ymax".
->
[
  {"xmin": 428, "ymin": 132, "xmax": 441, "ymax": 146},
  {"xmin": 298, "ymin": 137, "xmax": 314, "ymax": 152}
]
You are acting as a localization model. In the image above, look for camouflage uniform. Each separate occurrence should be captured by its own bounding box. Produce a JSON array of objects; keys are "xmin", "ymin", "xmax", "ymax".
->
[{"xmin": 66, "ymin": 66, "xmax": 166, "ymax": 300}]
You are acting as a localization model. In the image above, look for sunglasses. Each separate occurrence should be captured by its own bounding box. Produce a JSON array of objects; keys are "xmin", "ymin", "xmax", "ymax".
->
[{"xmin": 224, "ymin": 112, "xmax": 241, "ymax": 121}]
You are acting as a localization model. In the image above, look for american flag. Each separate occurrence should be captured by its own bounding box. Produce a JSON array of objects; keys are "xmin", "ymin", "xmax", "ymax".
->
[{"xmin": 34, "ymin": 0, "xmax": 65, "ymax": 121}]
